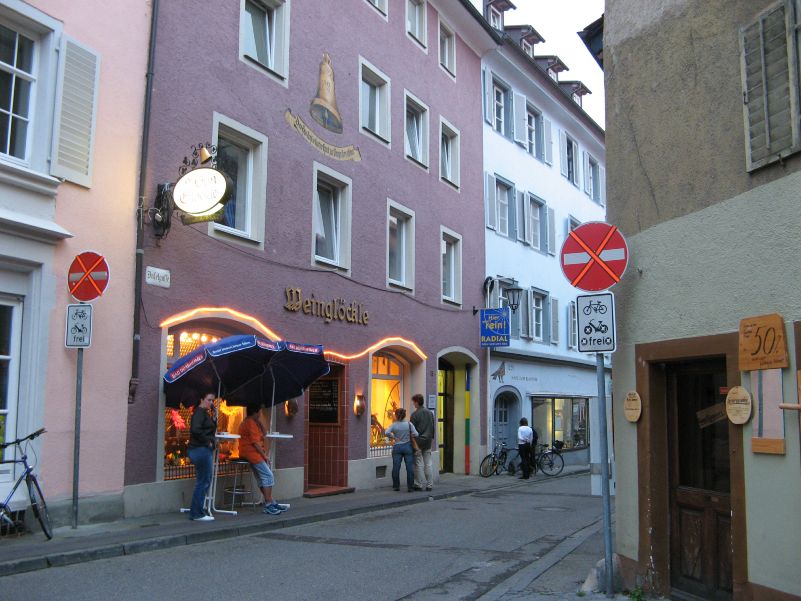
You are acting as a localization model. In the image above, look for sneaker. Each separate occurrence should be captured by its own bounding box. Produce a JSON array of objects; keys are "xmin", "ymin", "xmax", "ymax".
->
[
  {"xmin": 192, "ymin": 515, "xmax": 215, "ymax": 522},
  {"xmin": 412, "ymin": 486, "xmax": 423, "ymax": 491},
  {"xmin": 263, "ymin": 503, "xmax": 282, "ymax": 515},
  {"xmin": 425, "ymin": 486, "xmax": 433, "ymax": 491},
  {"xmin": 273, "ymin": 501, "xmax": 290, "ymax": 511}
]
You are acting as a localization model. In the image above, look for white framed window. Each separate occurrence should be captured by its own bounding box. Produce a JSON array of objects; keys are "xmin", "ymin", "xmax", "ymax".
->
[
  {"xmin": 495, "ymin": 179, "xmax": 512, "ymax": 237},
  {"xmin": 531, "ymin": 290, "xmax": 545, "ymax": 341},
  {"xmin": 0, "ymin": 297, "xmax": 22, "ymax": 475},
  {"xmin": 441, "ymin": 227, "xmax": 462, "ymax": 304},
  {"xmin": 365, "ymin": 0, "xmax": 387, "ymax": 17},
  {"xmin": 404, "ymin": 91, "xmax": 429, "ymax": 167},
  {"xmin": 240, "ymin": 0, "xmax": 290, "ymax": 83},
  {"xmin": 387, "ymin": 200, "xmax": 415, "ymax": 290},
  {"xmin": 489, "ymin": 6, "xmax": 502, "ymax": 30},
  {"xmin": 439, "ymin": 19, "xmax": 455, "ymax": 76},
  {"xmin": 210, "ymin": 113, "xmax": 267, "ymax": 246},
  {"xmin": 521, "ymin": 40, "xmax": 533, "ymax": 57},
  {"xmin": 740, "ymin": 0, "xmax": 801, "ymax": 171},
  {"xmin": 493, "ymin": 84, "xmax": 505, "ymax": 134},
  {"xmin": 0, "ymin": 2, "xmax": 99, "ymax": 189},
  {"xmin": 568, "ymin": 215, "xmax": 581, "ymax": 232},
  {"xmin": 547, "ymin": 67, "xmax": 558, "ymax": 81},
  {"xmin": 359, "ymin": 57, "xmax": 391, "ymax": 144},
  {"xmin": 440, "ymin": 117, "xmax": 460, "ymax": 188},
  {"xmin": 406, "ymin": 0, "xmax": 427, "ymax": 48},
  {"xmin": 567, "ymin": 301, "xmax": 578, "ymax": 349},
  {"xmin": 583, "ymin": 152, "xmax": 605, "ymax": 205},
  {"xmin": 560, "ymin": 130, "xmax": 579, "ymax": 186},
  {"xmin": 485, "ymin": 74, "xmax": 514, "ymax": 139},
  {"xmin": 312, "ymin": 162, "xmax": 352, "ymax": 272},
  {"xmin": 526, "ymin": 194, "xmax": 545, "ymax": 250},
  {"xmin": 524, "ymin": 107, "xmax": 545, "ymax": 160}
]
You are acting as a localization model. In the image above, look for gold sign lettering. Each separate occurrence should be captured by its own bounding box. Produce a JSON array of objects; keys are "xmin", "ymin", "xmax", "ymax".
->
[
  {"xmin": 285, "ymin": 110, "xmax": 362, "ymax": 161},
  {"xmin": 284, "ymin": 287, "xmax": 368, "ymax": 326}
]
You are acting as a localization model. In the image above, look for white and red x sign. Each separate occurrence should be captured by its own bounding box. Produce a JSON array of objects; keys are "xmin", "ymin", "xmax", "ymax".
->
[
  {"xmin": 68, "ymin": 251, "xmax": 110, "ymax": 302},
  {"xmin": 560, "ymin": 222, "xmax": 628, "ymax": 292}
]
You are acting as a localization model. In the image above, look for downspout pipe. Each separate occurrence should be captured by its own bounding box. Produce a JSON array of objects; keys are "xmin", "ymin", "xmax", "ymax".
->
[{"xmin": 129, "ymin": 0, "xmax": 160, "ymax": 404}]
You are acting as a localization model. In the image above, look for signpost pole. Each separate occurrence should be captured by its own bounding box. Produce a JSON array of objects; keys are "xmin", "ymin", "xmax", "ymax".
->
[
  {"xmin": 596, "ymin": 351, "xmax": 614, "ymax": 597},
  {"xmin": 72, "ymin": 346, "xmax": 83, "ymax": 529}
]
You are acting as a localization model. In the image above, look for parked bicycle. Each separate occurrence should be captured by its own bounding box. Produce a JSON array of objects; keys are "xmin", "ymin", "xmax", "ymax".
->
[
  {"xmin": 506, "ymin": 440, "xmax": 565, "ymax": 477},
  {"xmin": 0, "ymin": 428, "xmax": 53, "ymax": 539},
  {"xmin": 479, "ymin": 437, "xmax": 509, "ymax": 477}
]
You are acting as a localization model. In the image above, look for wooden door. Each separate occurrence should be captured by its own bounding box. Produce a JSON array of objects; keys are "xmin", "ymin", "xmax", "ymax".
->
[{"xmin": 667, "ymin": 359, "xmax": 732, "ymax": 601}]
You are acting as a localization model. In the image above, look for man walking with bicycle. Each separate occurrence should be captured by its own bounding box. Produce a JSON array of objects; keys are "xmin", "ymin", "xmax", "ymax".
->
[{"xmin": 517, "ymin": 417, "xmax": 534, "ymax": 480}]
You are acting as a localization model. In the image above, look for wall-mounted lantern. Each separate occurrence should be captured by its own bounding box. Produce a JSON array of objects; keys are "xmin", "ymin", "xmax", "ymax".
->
[
  {"xmin": 353, "ymin": 393, "xmax": 366, "ymax": 417},
  {"xmin": 284, "ymin": 398, "xmax": 299, "ymax": 418}
]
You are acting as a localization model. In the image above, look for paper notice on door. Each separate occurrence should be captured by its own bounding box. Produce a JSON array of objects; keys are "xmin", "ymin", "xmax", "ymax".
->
[{"xmin": 750, "ymin": 368, "xmax": 785, "ymax": 454}]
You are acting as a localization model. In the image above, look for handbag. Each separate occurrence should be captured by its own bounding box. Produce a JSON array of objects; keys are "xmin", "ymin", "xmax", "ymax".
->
[{"xmin": 409, "ymin": 422, "xmax": 420, "ymax": 452}]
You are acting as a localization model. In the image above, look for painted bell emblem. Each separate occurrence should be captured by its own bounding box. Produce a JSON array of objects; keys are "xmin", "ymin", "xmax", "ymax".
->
[{"xmin": 310, "ymin": 52, "xmax": 343, "ymax": 134}]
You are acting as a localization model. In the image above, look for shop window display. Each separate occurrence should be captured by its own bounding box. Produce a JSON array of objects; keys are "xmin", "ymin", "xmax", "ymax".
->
[
  {"xmin": 369, "ymin": 353, "xmax": 403, "ymax": 454},
  {"xmin": 532, "ymin": 397, "xmax": 588, "ymax": 450}
]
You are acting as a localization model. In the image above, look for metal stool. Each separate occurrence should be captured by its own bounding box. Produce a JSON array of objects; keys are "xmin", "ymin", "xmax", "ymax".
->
[{"xmin": 223, "ymin": 460, "xmax": 258, "ymax": 511}]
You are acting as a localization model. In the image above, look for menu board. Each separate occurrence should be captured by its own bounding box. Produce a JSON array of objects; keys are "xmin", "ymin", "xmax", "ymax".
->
[{"xmin": 309, "ymin": 378, "xmax": 339, "ymax": 424}]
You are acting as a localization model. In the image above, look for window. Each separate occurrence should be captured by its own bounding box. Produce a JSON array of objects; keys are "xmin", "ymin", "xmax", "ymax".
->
[
  {"xmin": 0, "ymin": 3, "xmax": 99, "ymax": 189},
  {"xmin": 740, "ymin": 0, "xmax": 801, "ymax": 171},
  {"xmin": 560, "ymin": 130, "xmax": 579, "ymax": 185},
  {"xmin": 360, "ymin": 58, "xmax": 391, "ymax": 143},
  {"xmin": 240, "ymin": 0, "xmax": 290, "ymax": 81},
  {"xmin": 485, "ymin": 75, "xmax": 513, "ymax": 138},
  {"xmin": 365, "ymin": 0, "xmax": 387, "ymax": 16},
  {"xmin": 0, "ymin": 299, "xmax": 21, "ymax": 459},
  {"xmin": 406, "ymin": 0, "xmax": 427, "ymax": 48},
  {"xmin": 211, "ymin": 113, "xmax": 267, "ymax": 246},
  {"xmin": 493, "ymin": 84, "xmax": 505, "ymax": 134},
  {"xmin": 583, "ymin": 152, "xmax": 604, "ymax": 204},
  {"xmin": 489, "ymin": 6, "xmax": 502, "ymax": 30},
  {"xmin": 404, "ymin": 92, "xmax": 428, "ymax": 167},
  {"xmin": 568, "ymin": 215, "xmax": 581, "ymax": 232},
  {"xmin": 521, "ymin": 40, "xmax": 533, "ymax": 57},
  {"xmin": 440, "ymin": 118, "xmax": 460, "ymax": 188},
  {"xmin": 439, "ymin": 21, "xmax": 455, "ymax": 75},
  {"xmin": 485, "ymin": 173, "xmax": 518, "ymax": 237},
  {"xmin": 387, "ymin": 200, "xmax": 415, "ymax": 290},
  {"xmin": 526, "ymin": 108, "xmax": 545, "ymax": 159},
  {"xmin": 532, "ymin": 397, "xmax": 589, "ymax": 450},
  {"xmin": 568, "ymin": 301, "xmax": 578, "ymax": 349},
  {"xmin": 441, "ymin": 227, "xmax": 462, "ymax": 304},
  {"xmin": 313, "ymin": 162, "xmax": 352, "ymax": 272},
  {"xmin": 370, "ymin": 353, "xmax": 403, "ymax": 450},
  {"xmin": 531, "ymin": 291, "xmax": 545, "ymax": 341},
  {"xmin": 527, "ymin": 195, "xmax": 545, "ymax": 249},
  {"xmin": 550, "ymin": 297, "xmax": 560, "ymax": 344},
  {"xmin": 547, "ymin": 67, "xmax": 558, "ymax": 81},
  {"xmin": 495, "ymin": 179, "xmax": 512, "ymax": 237}
]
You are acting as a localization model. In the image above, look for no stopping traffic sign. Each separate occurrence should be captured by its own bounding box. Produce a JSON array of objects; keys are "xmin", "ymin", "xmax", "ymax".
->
[{"xmin": 560, "ymin": 222, "xmax": 628, "ymax": 292}]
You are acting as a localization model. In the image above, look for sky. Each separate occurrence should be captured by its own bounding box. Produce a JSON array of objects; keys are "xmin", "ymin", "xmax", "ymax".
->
[{"xmin": 470, "ymin": 0, "xmax": 605, "ymax": 128}]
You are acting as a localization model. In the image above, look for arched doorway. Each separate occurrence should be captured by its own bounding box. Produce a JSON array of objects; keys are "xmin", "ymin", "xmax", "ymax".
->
[{"xmin": 493, "ymin": 390, "xmax": 520, "ymax": 447}]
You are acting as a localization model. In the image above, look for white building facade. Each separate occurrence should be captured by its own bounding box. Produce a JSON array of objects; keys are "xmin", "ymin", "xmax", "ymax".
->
[{"xmin": 479, "ymin": 1, "xmax": 609, "ymax": 492}]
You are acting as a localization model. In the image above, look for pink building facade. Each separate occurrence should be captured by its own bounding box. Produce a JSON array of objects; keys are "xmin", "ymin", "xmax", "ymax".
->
[{"xmin": 125, "ymin": 0, "xmax": 497, "ymax": 513}]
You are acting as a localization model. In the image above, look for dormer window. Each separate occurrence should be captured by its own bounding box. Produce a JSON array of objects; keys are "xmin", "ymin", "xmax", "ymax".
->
[
  {"xmin": 489, "ymin": 6, "xmax": 502, "ymax": 30},
  {"xmin": 548, "ymin": 68, "xmax": 558, "ymax": 81},
  {"xmin": 521, "ymin": 40, "xmax": 533, "ymax": 57},
  {"xmin": 572, "ymin": 92, "xmax": 581, "ymax": 106}
]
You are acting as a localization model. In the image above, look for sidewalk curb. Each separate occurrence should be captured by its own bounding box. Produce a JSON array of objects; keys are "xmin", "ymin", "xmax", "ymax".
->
[{"xmin": 0, "ymin": 470, "xmax": 590, "ymax": 578}]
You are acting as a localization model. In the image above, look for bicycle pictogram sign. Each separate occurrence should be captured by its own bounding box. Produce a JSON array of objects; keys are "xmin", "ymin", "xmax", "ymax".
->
[{"xmin": 560, "ymin": 222, "xmax": 628, "ymax": 292}]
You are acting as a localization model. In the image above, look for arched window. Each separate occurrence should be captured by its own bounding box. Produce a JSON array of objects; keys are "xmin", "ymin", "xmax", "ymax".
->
[{"xmin": 369, "ymin": 353, "xmax": 403, "ymax": 449}]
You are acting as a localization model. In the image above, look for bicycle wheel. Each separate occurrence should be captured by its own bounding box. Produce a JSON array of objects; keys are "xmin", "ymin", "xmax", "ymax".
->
[
  {"xmin": 495, "ymin": 451, "xmax": 507, "ymax": 475},
  {"xmin": 479, "ymin": 454, "xmax": 497, "ymax": 478},
  {"xmin": 538, "ymin": 452, "xmax": 564, "ymax": 477},
  {"xmin": 27, "ymin": 475, "xmax": 53, "ymax": 539}
]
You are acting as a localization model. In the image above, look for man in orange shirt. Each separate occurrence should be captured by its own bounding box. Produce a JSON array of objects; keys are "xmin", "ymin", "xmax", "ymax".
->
[{"xmin": 238, "ymin": 406, "xmax": 290, "ymax": 515}]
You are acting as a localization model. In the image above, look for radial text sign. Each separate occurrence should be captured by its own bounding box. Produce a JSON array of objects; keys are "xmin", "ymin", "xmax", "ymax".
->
[
  {"xmin": 480, "ymin": 308, "xmax": 510, "ymax": 348},
  {"xmin": 561, "ymin": 222, "xmax": 628, "ymax": 292}
]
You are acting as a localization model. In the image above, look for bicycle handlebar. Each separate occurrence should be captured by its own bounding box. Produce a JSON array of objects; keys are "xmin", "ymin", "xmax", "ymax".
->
[{"xmin": 0, "ymin": 428, "xmax": 46, "ymax": 450}]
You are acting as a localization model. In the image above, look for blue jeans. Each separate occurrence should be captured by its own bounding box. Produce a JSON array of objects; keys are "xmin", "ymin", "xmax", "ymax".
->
[
  {"xmin": 391, "ymin": 442, "xmax": 414, "ymax": 490},
  {"xmin": 188, "ymin": 445, "xmax": 213, "ymax": 519}
]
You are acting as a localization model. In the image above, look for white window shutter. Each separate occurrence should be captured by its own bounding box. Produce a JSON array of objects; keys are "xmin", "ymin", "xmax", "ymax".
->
[
  {"xmin": 484, "ymin": 69, "xmax": 493, "ymax": 125},
  {"xmin": 599, "ymin": 166, "xmax": 606, "ymax": 206},
  {"xmin": 485, "ymin": 172, "xmax": 497, "ymax": 229},
  {"xmin": 546, "ymin": 207, "xmax": 556, "ymax": 255},
  {"xmin": 550, "ymin": 297, "xmax": 559, "ymax": 344},
  {"xmin": 543, "ymin": 119, "xmax": 553, "ymax": 165},
  {"xmin": 559, "ymin": 130, "xmax": 568, "ymax": 177},
  {"xmin": 520, "ymin": 288, "xmax": 531, "ymax": 337},
  {"xmin": 51, "ymin": 37, "xmax": 101, "ymax": 188},
  {"xmin": 515, "ymin": 190, "xmax": 526, "ymax": 242},
  {"xmin": 583, "ymin": 151, "xmax": 591, "ymax": 194},
  {"xmin": 490, "ymin": 278, "xmax": 500, "ymax": 308},
  {"xmin": 567, "ymin": 302, "xmax": 576, "ymax": 349},
  {"xmin": 513, "ymin": 92, "xmax": 526, "ymax": 145},
  {"xmin": 523, "ymin": 193, "xmax": 533, "ymax": 245}
]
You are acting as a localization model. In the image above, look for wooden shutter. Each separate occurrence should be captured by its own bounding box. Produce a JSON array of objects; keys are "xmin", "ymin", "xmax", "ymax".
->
[
  {"xmin": 567, "ymin": 302, "xmax": 577, "ymax": 349},
  {"xmin": 543, "ymin": 119, "xmax": 553, "ymax": 164},
  {"xmin": 546, "ymin": 207, "xmax": 556, "ymax": 255},
  {"xmin": 550, "ymin": 297, "xmax": 559, "ymax": 344},
  {"xmin": 739, "ymin": 1, "xmax": 799, "ymax": 171},
  {"xmin": 483, "ymin": 69, "xmax": 494, "ymax": 125},
  {"xmin": 559, "ymin": 130, "xmax": 568, "ymax": 177},
  {"xmin": 523, "ymin": 193, "xmax": 533, "ymax": 245},
  {"xmin": 516, "ymin": 190, "xmax": 526, "ymax": 242},
  {"xmin": 485, "ymin": 172, "xmax": 497, "ymax": 229},
  {"xmin": 51, "ymin": 37, "xmax": 101, "ymax": 187},
  {"xmin": 513, "ymin": 92, "xmax": 527, "ymax": 145},
  {"xmin": 520, "ymin": 288, "xmax": 531, "ymax": 338},
  {"xmin": 583, "ymin": 151, "xmax": 591, "ymax": 194},
  {"xmin": 599, "ymin": 166, "xmax": 606, "ymax": 206},
  {"xmin": 490, "ymin": 278, "xmax": 500, "ymax": 308}
]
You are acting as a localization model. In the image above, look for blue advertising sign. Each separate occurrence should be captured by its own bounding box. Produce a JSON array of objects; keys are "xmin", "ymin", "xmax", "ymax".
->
[{"xmin": 480, "ymin": 308, "xmax": 510, "ymax": 348}]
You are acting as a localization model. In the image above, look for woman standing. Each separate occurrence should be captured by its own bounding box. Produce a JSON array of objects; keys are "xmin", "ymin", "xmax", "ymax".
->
[
  {"xmin": 385, "ymin": 408, "xmax": 419, "ymax": 492},
  {"xmin": 188, "ymin": 390, "xmax": 217, "ymax": 521}
]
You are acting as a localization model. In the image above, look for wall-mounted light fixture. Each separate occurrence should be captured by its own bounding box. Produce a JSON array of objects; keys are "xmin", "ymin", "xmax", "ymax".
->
[
  {"xmin": 353, "ymin": 393, "xmax": 366, "ymax": 417},
  {"xmin": 506, "ymin": 286, "xmax": 524, "ymax": 314},
  {"xmin": 284, "ymin": 398, "xmax": 299, "ymax": 418}
]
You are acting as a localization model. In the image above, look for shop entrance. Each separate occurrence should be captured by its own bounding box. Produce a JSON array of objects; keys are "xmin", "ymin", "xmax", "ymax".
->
[
  {"xmin": 438, "ymin": 359, "xmax": 454, "ymax": 473},
  {"xmin": 667, "ymin": 359, "xmax": 732, "ymax": 601},
  {"xmin": 306, "ymin": 363, "xmax": 348, "ymax": 494}
]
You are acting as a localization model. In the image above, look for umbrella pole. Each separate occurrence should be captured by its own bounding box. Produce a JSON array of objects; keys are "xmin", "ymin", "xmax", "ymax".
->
[{"xmin": 270, "ymin": 366, "xmax": 276, "ymax": 434}]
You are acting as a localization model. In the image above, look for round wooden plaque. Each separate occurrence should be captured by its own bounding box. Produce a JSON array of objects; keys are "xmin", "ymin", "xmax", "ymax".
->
[
  {"xmin": 624, "ymin": 391, "xmax": 642, "ymax": 423},
  {"xmin": 725, "ymin": 386, "xmax": 752, "ymax": 425}
]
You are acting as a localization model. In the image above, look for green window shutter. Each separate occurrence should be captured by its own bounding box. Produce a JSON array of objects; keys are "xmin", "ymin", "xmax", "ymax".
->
[
  {"xmin": 50, "ymin": 36, "xmax": 101, "ymax": 187},
  {"xmin": 740, "ymin": 1, "xmax": 799, "ymax": 171}
]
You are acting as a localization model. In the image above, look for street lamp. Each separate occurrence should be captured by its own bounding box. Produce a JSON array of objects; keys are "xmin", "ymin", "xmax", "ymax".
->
[{"xmin": 506, "ymin": 286, "xmax": 524, "ymax": 314}]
